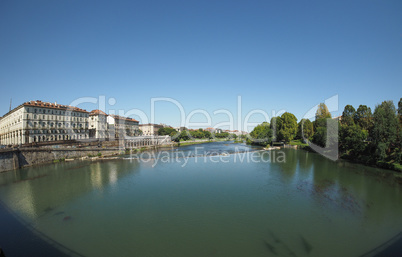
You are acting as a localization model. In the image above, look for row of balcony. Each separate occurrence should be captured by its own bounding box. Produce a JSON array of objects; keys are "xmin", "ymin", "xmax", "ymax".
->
[
  {"xmin": 30, "ymin": 125, "xmax": 89, "ymax": 129},
  {"xmin": 28, "ymin": 129, "xmax": 89, "ymax": 134}
]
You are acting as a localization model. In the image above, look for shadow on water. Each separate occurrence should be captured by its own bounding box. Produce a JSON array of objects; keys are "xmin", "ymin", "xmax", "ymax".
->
[
  {"xmin": 262, "ymin": 230, "xmax": 301, "ymax": 257},
  {"xmin": 0, "ymin": 200, "xmax": 85, "ymax": 257},
  {"xmin": 359, "ymin": 232, "xmax": 402, "ymax": 257},
  {"xmin": 0, "ymin": 158, "xmax": 142, "ymax": 256},
  {"xmin": 0, "ymin": 159, "xmax": 141, "ymax": 219}
]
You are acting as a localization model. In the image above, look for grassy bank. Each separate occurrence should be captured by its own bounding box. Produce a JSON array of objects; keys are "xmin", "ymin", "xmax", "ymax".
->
[
  {"xmin": 177, "ymin": 138, "xmax": 235, "ymax": 147},
  {"xmin": 177, "ymin": 140, "xmax": 213, "ymax": 146},
  {"xmin": 289, "ymin": 139, "xmax": 309, "ymax": 147}
]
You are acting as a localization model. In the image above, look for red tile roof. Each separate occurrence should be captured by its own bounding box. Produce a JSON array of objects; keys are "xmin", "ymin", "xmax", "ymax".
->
[
  {"xmin": 139, "ymin": 123, "xmax": 162, "ymax": 126},
  {"xmin": 109, "ymin": 114, "xmax": 139, "ymax": 122},
  {"xmin": 89, "ymin": 109, "xmax": 107, "ymax": 116},
  {"xmin": 23, "ymin": 100, "xmax": 88, "ymax": 113}
]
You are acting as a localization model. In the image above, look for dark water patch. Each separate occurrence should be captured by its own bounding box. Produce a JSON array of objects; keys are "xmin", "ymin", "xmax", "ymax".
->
[
  {"xmin": 266, "ymin": 231, "xmax": 299, "ymax": 257},
  {"xmin": 0, "ymin": 201, "xmax": 81, "ymax": 256},
  {"xmin": 263, "ymin": 240, "xmax": 277, "ymax": 255},
  {"xmin": 63, "ymin": 216, "xmax": 72, "ymax": 221},
  {"xmin": 12, "ymin": 174, "xmax": 48, "ymax": 184},
  {"xmin": 43, "ymin": 207, "xmax": 53, "ymax": 213},
  {"xmin": 67, "ymin": 163, "xmax": 91, "ymax": 171},
  {"xmin": 296, "ymin": 179, "xmax": 365, "ymax": 215},
  {"xmin": 300, "ymin": 235, "xmax": 313, "ymax": 254},
  {"xmin": 269, "ymin": 231, "xmax": 282, "ymax": 244}
]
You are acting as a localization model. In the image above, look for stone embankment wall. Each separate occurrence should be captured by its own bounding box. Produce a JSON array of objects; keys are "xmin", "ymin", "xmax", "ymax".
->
[{"xmin": 0, "ymin": 148, "xmax": 122, "ymax": 173}]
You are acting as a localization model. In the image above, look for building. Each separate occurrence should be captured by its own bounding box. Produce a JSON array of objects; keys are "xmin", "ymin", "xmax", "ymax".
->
[
  {"xmin": 139, "ymin": 123, "xmax": 163, "ymax": 136},
  {"xmin": 174, "ymin": 126, "xmax": 187, "ymax": 132},
  {"xmin": 107, "ymin": 114, "xmax": 140, "ymax": 139},
  {"xmin": 0, "ymin": 100, "xmax": 89, "ymax": 145},
  {"xmin": 205, "ymin": 127, "xmax": 223, "ymax": 134},
  {"xmin": 89, "ymin": 109, "xmax": 108, "ymax": 139}
]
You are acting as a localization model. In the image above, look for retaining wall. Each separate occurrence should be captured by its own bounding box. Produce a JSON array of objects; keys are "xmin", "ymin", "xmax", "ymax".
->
[{"xmin": 0, "ymin": 148, "xmax": 122, "ymax": 173}]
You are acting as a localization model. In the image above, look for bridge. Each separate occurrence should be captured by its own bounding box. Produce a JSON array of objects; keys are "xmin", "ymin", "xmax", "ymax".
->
[{"xmin": 124, "ymin": 135, "xmax": 172, "ymax": 148}]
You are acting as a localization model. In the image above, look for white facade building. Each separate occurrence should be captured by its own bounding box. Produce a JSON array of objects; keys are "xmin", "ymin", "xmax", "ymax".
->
[
  {"xmin": 0, "ymin": 100, "xmax": 89, "ymax": 145},
  {"xmin": 107, "ymin": 114, "xmax": 140, "ymax": 139},
  {"xmin": 89, "ymin": 109, "xmax": 108, "ymax": 139},
  {"xmin": 139, "ymin": 124, "xmax": 163, "ymax": 136}
]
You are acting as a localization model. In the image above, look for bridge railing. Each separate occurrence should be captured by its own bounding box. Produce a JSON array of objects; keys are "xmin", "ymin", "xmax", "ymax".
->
[{"xmin": 124, "ymin": 135, "xmax": 172, "ymax": 148}]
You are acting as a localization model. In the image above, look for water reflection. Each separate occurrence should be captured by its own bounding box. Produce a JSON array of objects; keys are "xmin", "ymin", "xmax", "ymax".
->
[
  {"xmin": 276, "ymin": 149, "xmax": 298, "ymax": 183},
  {"xmin": 0, "ymin": 159, "xmax": 140, "ymax": 220}
]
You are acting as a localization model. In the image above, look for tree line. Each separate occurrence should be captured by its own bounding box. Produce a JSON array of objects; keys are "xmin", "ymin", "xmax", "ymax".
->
[
  {"xmin": 248, "ymin": 98, "xmax": 402, "ymax": 171},
  {"xmin": 158, "ymin": 127, "xmax": 237, "ymax": 142}
]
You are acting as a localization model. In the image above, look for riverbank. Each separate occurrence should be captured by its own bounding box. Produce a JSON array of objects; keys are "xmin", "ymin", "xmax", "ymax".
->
[
  {"xmin": 288, "ymin": 139, "xmax": 402, "ymax": 173},
  {"xmin": 293, "ymin": 144, "xmax": 402, "ymax": 184},
  {"xmin": 176, "ymin": 138, "xmax": 232, "ymax": 147},
  {"xmin": 0, "ymin": 144, "xmax": 171, "ymax": 173},
  {"xmin": 177, "ymin": 139, "xmax": 212, "ymax": 146}
]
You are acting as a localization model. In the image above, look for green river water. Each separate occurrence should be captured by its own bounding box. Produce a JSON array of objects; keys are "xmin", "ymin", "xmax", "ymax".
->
[{"xmin": 0, "ymin": 141, "xmax": 401, "ymax": 257}]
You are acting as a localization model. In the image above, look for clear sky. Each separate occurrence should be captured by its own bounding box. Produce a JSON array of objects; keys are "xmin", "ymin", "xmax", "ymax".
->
[{"xmin": 1, "ymin": 0, "xmax": 401, "ymax": 131}]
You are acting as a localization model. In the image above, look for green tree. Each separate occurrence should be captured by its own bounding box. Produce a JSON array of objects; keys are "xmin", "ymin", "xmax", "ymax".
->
[
  {"xmin": 339, "ymin": 124, "xmax": 368, "ymax": 158},
  {"xmin": 341, "ymin": 105, "xmax": 356, "ymax": 126},
  {"xmin": 371, "ymin": 101, "xmax": 398, "ymax": 161},
  {"xmin": 203, "ymin": 130, "xmax": 212, "ymax": 139},
  {"xmin": 270, "ymin": 117, "xmax": 282, "ymax": 142},
  {"xmin": 158, "ymin": 127, "xmax": 177, "ymax": 136},
  {"xmin": 315, "ymin": 103, "xmax": 332, "ymax": 120},
  {"xmin": 278, "ymin": 112, "xmax": 298, "ymax": 143},
  {"xmin": 248, "ymin": 122, "xmax": 272, "ymax": 146},
  {"xmin": 396, "ymin": 98, "xmax": 402, "ymax": 163},
  {"xmin": 190, "ymin": 130, "xmax": 203, "ymax": 139},
  {"xmin": 312, "ymin": 127, "xmax": 325, "ymax": 147},
  {"xmin": 312, "ymin": 119, "xmax": 338, "ymax": 149},
  {"xmin": 179, "ymin": 130, "xmax": 190, "ymax": 141},
  {"xmin": 215, "ymin": 132, "xmax": 230, "ymax": 139},
  {"xmin": 399, "ymin": 98, "xmax": 402, "ymax": 124},
  {"xmin": 297, "ymin": 119, "xmax": 314, "ymax": 141},
  {"xmin": 354, "ymin": 105, "xmax": 373, "ymax": 131},
  {"xmin": 314, "ymin": 103, "xmax": 332, "ymax": 130},
  {"xmin": 312, "ymin": 103, "xmax": 337, "ymax": 149}
]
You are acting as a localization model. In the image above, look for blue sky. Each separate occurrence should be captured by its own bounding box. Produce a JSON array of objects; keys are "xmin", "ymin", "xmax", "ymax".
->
[{"xmin": 1, "ymin": 0, "xmax": 401, "ymax": 131}]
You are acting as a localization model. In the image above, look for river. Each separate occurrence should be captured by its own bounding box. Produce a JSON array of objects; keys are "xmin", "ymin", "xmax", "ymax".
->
[{"xmin": 0, "ymin": 141, "xmax": 401, "ymax": 257}]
